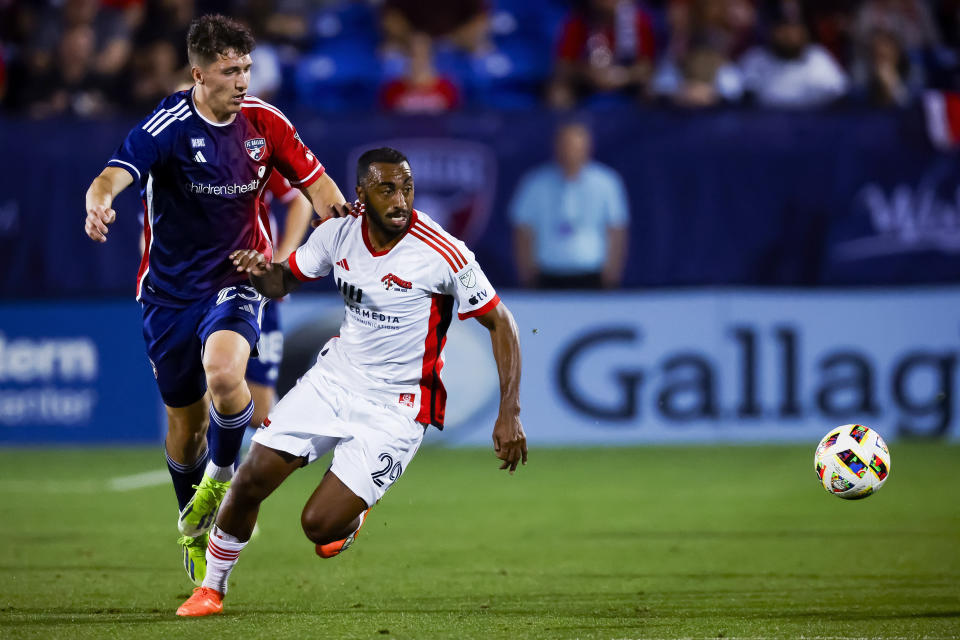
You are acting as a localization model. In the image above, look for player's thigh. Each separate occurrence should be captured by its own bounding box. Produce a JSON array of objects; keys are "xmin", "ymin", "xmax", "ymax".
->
[
  {"xmin": 328, "ymin": 403, "xmax": 427, "ymax": 509},
  {"xmin": 198, "ymin": 284, "xmax": 269, "ymax": 381},
  {"xmin": 142, "ymin": 302, "xmax": 206, "ymax": 408},
  {"xmin": 229, "ymin": 442, "xmax": 304, "ymax": 503},
  {"xmin": 250, "ymin": 366, "xmax": 346, "ymax": 464},
  {"xmin": 202, "ymin": 329, "xmax": 251, "ymax": 386}
]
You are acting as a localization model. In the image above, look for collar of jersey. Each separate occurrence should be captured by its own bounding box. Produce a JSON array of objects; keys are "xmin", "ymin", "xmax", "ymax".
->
[
  {"xmin": 361, "ymin": 209, "xmax": 418, "ymax": 257},
  {"xmin": 190, "ymin": 87, "xmax": 236, "ymax": 127}
]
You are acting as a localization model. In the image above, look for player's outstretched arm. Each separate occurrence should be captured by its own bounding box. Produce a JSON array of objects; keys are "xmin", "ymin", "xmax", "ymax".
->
[
  {"xmin": 474, "ymin": 302, "xmax": 527, "ymax": 474},
  {"xmin": 229, "ymin": 251, "xmax": 302, "ymax": 299},
  {"xmin": 302, "ymin": 172, "xmax": 349, "ymax": 225},
  {"xmin": 84, "ymin": 167, "xmax": 133, "ymax": 242},
  {"xmin": 274, "ymin": 192, "xmax": 314, "ymax": 262}
]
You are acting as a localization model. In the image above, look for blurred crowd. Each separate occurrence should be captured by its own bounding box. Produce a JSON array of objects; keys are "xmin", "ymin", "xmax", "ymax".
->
[{"xmin": 1, "ymin": 0, "xmax": 959, "ymax": 118}]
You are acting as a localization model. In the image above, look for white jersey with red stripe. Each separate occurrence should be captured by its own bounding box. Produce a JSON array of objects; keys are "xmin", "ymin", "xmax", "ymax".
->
[{"xmin": 289, "ymin": 209, "xmax": 500, "ymax": 428}]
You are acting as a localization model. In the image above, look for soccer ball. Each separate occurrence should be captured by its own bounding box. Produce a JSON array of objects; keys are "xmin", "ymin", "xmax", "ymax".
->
[{"xmin": 814, "ymin": 424, "xmax": 891, "ymax": 499}]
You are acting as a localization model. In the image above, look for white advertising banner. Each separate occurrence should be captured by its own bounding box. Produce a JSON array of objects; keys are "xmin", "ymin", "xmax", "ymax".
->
[{"xmin": 282, "ymin": 288, "xmax": 960, "ymax": 446}]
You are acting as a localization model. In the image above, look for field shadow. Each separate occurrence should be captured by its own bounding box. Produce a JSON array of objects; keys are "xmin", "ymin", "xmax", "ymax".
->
[{"xmin": 0, "ymin": 607, "xmax": 170, "ymax": 628}]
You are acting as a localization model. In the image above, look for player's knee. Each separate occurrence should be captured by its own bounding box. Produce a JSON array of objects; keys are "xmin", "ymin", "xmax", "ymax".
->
[{"xmin": 205, "ymin": 366, "xmax": 245, "ymax": 400}]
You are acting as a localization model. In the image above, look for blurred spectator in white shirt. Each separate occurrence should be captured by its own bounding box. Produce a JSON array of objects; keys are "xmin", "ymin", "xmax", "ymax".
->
[
  {"xmin": 509, "ymin": 121, "xmax": 629, "ymax": 290},
  {"xmin": 739, "ymin": 0, "xmax": 848, "ymax": 108}
]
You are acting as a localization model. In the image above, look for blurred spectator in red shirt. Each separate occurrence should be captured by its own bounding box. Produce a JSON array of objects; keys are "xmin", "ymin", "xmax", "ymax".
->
[
  {"xmin": 380, "ymin": 34, "xmax": 460, "ymax": 114},
  {"xmin": 547, "ymin": 0, "xmax": 657, "ymax": 109},
  {"xmin": 803, "ymin": 0, "xmax": 858, "ymax": 69},
  {"xmin": 381, "ymin": 0, "xmax": 491, "ymax": 56},
  {"xmin": 665, "ymin": 0, "xmax": 757, "ymax": 62}
]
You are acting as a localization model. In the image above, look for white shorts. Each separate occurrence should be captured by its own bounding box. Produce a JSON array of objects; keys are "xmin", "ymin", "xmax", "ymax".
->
[{"xmin": 251, "ymin": 365, "xmax": 426, "ymax": 507}]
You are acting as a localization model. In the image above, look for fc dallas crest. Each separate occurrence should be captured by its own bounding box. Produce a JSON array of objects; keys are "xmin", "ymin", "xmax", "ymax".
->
[{"xmin": 245, "ymin": 137, "xmax": 266, "ymax": 161}]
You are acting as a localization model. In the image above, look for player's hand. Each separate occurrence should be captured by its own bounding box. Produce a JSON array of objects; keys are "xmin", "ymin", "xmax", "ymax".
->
[
  {"xmin": 229, "ymin": 249, "xmax": 271, "ymax": 276},
  {"xmin": 493, "ymin": 414, "xmax": 527, "ymax": 474},
  {"xmin": 311, "ymin": 200, "xmax": 356, "ymax": 228},
  {"xmin": 85, "ymin": 205, "xmax": 116, "ymax": 242}
]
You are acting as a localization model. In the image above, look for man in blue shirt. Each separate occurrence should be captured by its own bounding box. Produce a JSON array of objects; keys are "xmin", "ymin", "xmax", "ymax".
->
[
  {"xmin": 83, "ymin": 14, "xmax": 347, "ymax": 586},
  {"xmin": 509, "ymin": 121, "xmax": 629, "ymax": 289}
]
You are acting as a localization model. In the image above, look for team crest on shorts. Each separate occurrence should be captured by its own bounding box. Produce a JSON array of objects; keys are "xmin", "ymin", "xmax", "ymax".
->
[
  {"xmin": 245, "ymin": 138, "xmax": 266, "ymax": 161},
  {"xmin": 398, "ymin": 393, "xmax": 416, "ymax": 407}
]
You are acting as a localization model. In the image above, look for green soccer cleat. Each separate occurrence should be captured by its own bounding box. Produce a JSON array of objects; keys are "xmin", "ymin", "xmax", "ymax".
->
[
  {"xmin": 179, "ymin": 533, "xmax": 208, "ymax": 586},
  {"xmin": 178, "ymin": 475, "xmax": 230, "ymax": 537}
]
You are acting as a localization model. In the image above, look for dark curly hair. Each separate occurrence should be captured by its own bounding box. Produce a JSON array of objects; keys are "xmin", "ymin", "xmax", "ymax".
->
[
  {"xmin": 356, "ymin": 148, "xmax": 409, "ymax": 185},
  {"xmin": 187, "ymin": 14, "xmax": 255, "ymax": 67}
]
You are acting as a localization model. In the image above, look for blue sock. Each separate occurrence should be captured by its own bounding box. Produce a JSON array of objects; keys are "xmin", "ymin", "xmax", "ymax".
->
[
  {"xmin": 208, "ymin": 399, "xmax": 254, "ymax": 468},
  {"xmin": 166, "ymin": 446, "xmax": 208, "ymax": 511}
]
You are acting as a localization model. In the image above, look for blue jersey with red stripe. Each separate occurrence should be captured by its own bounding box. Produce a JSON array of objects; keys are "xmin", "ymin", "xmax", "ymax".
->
[{"xmin": 106, "ymin": 89, "xmax": 324, "ymax": 307}]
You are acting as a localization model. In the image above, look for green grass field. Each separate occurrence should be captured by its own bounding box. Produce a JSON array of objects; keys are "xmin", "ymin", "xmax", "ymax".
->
[{"xmin": 0, "ymin": 443, "xmax": 957, "ymax": 639}]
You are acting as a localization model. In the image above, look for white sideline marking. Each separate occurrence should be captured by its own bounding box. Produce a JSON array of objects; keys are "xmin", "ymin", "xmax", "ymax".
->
[
  {"xmin": 107, "ymin": 469, "xmax": 170, "ymax": 492},
  {"xmin": 0, "ymin": 470, "xmax": 169, "ymax": 494}
]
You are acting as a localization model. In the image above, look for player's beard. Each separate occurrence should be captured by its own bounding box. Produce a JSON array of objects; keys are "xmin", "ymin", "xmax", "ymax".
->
[{"xmin": 365, "ymin": 201, "xmax": 412, "ymax": 239}]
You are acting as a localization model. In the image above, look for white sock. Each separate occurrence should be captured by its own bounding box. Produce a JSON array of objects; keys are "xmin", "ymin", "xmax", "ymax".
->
[
  {"xmin": 202, "ymin": 525, "xmax": 247, "ymax": 594},
  {"xmin": 204, "ymin": 460, "xmax": 234, "ymax": 483}
]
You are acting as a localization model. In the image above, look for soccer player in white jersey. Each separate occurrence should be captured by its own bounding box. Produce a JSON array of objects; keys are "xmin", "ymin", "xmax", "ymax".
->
[{"xmin": 176, "ymin": 147, "xmax": 527, "ymax": 616}]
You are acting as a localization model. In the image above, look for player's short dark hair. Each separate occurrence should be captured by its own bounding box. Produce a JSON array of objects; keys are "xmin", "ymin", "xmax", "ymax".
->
[
  {"xmin": 187, "ymin": 14, "xmax": 255, "ymax": 67},
  {"xmin": 356, "ymin": 148, "xmax": 409, "ymax": 186}
]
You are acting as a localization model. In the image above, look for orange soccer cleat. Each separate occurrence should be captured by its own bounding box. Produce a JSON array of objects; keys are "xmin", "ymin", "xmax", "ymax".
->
[
  {"xmin": 316, "ymin": 509, "xmax": 368, "ymax": 558},
  {"xmin": 176, "ymin": 586, "xmax": 224, "ymax": 617}
]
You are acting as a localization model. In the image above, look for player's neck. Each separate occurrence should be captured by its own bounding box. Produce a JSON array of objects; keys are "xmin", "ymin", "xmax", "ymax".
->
[
  {"xmin": 192, "ymin": 87, "xmax": 237, "ymax": 125},
  {"xmin": 365, "ymin": 215, "xmax": 406, "ymax": 253}
]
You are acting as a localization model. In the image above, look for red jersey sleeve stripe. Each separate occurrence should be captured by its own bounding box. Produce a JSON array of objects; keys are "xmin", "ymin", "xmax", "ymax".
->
[
  {"xmin": 288, "ymin": 162, "xmax": 324, "ymax": 188},
  {"xmin": 288, "ymin": 250, "xmax": 321, "ymax": 282},
  {"xmin": 458, "ymin": 294, "xmax": 500, "ymax": 320},
  {"xmin": 412, "ymin": 221, "xmax": 466, "ymax": 269},
  {"xmin": 408, "ymin": 228, "xmax": 461, "ymax": 271}
]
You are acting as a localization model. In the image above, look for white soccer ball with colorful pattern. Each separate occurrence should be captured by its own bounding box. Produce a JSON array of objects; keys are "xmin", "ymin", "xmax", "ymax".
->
[{"xmin": 814, "ymin": 424, "xmax": 891, "ymax": 499}]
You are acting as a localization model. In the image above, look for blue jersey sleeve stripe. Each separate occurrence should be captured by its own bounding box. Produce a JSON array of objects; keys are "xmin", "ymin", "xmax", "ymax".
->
[
  {"xmin": 142, "ymin": 99, "xmax": 186, "ymax": 132},
  {"xmin": 107, "ymin": 159, "xmax": 142, "ymax": 182},
  {"xmin": 145, "ymin": 106, "xmax": 190, "ymax": 136},
  {"xmin": 150, "ymin": 111, "xmax": 191, "ymax": 137},
  {"xmin": 144, "ymin": 102, "xmax": 190, "ymax": 135}
]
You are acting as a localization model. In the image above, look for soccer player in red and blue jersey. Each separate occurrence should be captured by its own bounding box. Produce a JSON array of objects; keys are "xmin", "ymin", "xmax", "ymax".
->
[{"xmin": 83, "ymin": 14, "xmax": 347, "ymax": 586}]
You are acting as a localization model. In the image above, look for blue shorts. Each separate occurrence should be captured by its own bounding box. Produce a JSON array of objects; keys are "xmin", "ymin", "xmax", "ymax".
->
[
  {"xmin": 143, "ymin": 284, "xmax": 267, "ymax": 407},
  {"xmin": 246, "ymin": 300, "xmax": 283, "ymax": 387}
]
